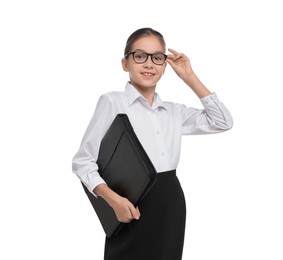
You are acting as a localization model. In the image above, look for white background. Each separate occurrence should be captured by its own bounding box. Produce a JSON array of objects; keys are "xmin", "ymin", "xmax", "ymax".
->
[{"xmin": 1, "ymin": 0, "xmax": 282, "ymax": 259}]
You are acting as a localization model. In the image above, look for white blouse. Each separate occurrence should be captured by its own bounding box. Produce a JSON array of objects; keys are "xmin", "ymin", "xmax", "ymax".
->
[{"xmin": 72, "ymin": 82, "xmax": 233, "ymax": 195}]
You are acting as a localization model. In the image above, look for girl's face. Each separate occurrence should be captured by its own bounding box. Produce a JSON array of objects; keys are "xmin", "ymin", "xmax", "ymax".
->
[{"xmin": 122, "ymin": 35, "xmax": 167, "ymax": 92}]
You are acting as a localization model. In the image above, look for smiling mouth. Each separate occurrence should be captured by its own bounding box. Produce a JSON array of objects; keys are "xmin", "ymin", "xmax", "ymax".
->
[{"xmin": 141, "ymin": 72, "xmax": 155, "ymax": 76}]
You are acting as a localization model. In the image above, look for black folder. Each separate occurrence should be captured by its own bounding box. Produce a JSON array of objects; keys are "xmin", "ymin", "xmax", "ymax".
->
[{"xmin": 81, "ymin": 114, "xmax": 157, "ymax": 237}]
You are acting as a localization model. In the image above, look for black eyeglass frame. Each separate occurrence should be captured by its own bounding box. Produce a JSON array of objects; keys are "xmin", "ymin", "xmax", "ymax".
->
[{"xmin": 125, "ymin": 51, "xmax": 167, "ymax": 65}]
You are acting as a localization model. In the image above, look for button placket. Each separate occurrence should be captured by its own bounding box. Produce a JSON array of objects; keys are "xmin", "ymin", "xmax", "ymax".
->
[{"xmin": 149, "ymin": 111, "xmax": 167, "ymax": 160}]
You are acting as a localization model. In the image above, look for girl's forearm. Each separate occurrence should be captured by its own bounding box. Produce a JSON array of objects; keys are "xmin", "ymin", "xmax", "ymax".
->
[{"xmin": 183, "ymin": 72, "xmax": 212, "ymax": 98}]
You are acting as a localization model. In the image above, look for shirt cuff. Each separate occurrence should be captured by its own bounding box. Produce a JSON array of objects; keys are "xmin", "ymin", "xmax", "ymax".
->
[
  {"xmin": 200, "ymin": 92, "xmax": 219, "ymax": 107},
  {"xmin": 84, "ymin": 175, "xmax": 106, "ymax": 198}
]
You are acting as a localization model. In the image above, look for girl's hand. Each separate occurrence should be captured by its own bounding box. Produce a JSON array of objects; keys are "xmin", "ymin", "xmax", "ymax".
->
[
  {"xmin": 166, "ymin": 48, "xmax": 211, "ymax": 98},
  {"xmin": 94, "ymin": 183, "xmax": 140, "ymax": 223},
  {"xmin": 166, "ymin": 48, "xmax": 194, "ymax": 80},
  {"xmin": 111, "ymin": 196, "xmax": 140, "ymax": 223}
]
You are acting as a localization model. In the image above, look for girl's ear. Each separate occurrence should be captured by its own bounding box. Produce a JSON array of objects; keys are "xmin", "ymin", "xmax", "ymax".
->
[{"xmin": 121, "ymin": 58, "xmax": 129, "ymax": 72}]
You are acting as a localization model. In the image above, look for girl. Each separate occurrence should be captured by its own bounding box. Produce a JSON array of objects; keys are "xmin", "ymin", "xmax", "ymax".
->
[{"xmin": 72, "ymin": 27, "xmax": 233, "ymax": 260}]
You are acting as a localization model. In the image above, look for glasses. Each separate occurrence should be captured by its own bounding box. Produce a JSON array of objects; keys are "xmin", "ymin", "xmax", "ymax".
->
[{"xmin": 125, "ymin": 51, "xmax": 167, "ymax": 65}]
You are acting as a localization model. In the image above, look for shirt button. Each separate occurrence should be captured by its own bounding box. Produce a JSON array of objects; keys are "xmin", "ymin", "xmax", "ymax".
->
[
  {"xmin": 161, "ymin": 152, "xmax": 165, "ymax": 156},
  {"xmin": 156, "ymin": 131, "xmax": 160, "ymax": 135}
]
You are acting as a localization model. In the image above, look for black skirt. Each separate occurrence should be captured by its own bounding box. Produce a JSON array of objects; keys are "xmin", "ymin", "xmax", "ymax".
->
[{"xmin": 104, "ymin": 170, "xmax": 186, "ymax": 260}]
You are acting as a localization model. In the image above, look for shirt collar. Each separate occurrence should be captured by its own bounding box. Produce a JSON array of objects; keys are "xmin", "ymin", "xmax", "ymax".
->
[{"xmin": 125, "ymin": 82, "xmax": 167, "ymax": 111}]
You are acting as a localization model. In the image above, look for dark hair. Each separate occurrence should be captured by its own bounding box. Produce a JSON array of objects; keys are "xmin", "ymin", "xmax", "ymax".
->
[{"xmin": 124, "ymin": 27, "xmax": 166, "ymax": 57}]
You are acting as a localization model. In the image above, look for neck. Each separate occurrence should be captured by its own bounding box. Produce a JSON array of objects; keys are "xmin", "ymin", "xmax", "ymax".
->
[
  {"xmin": 142, "ymin": 88, "xmax": 155, "ymax": 106},
  {"xmin": 132, "ymin": 83, "xmax": 156, "ymax": 106}
]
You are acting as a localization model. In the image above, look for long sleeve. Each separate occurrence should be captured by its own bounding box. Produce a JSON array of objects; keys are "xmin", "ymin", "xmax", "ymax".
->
[
  {"xmin": 179, "ymin": 92, "xmax": 233, "ymax": 135},
  {"xmin": 72, "ymin": 84, "xmax": 233, "ymax": 197},
  {"xmin": 72, "ymin": 94, "xmax": 115, "ymax": 196}
]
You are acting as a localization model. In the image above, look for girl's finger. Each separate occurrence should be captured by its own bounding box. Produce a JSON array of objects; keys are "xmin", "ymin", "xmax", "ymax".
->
[{"xmin": 168, "ymin": 48, "xmax": 179, "ymax": 55}]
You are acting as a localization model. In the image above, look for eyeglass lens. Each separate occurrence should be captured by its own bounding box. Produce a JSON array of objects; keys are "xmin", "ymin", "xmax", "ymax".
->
[{"xmin": 133, "ymin": 52, "xmax": 166, "ymax": 65}]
